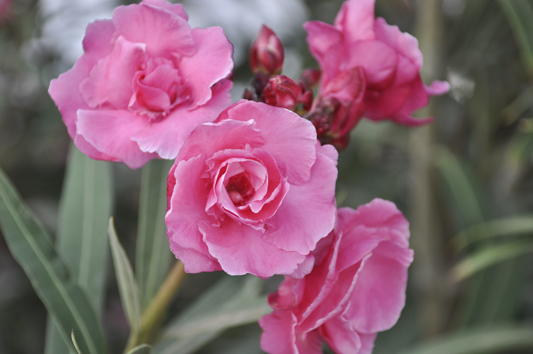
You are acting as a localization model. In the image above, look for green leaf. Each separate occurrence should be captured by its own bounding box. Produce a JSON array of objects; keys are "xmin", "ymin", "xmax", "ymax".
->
[
  {"xmin": 452, "ymin": 216, "xmax": 533, "ymax": 251},
  {"xmin": 153, "ymin": 275, "xmax": 270, "ymax": 354},
  {"xmin": 451, "ymin": 240, "xmax": 533, "ymax": 281},
  {"xmin": 136, "ymin": 159, "xmax": 174, "ymax": 310},
  {"xmin": 499, "ymin": 0, "xmax": 533, "ymax": 75},
  {"xmin": 46, "ymin": 144, "xmax": 113, "ymax": 354},
  {"xmin": 108, "ymin": 218, "xmax": 142, "ymax": 332},
  {"xmin": 0, "ymin": 167, "xmax": 107, "ymax": 354},
  {"xmin": 71, "ymin": 330, "xmax": 83, "ymax": 354},
  {"xmin": 126, "ymin": 344, "xmax": 152, "ymax": 354},
  {"xmin": 398, "ymin": 324, "xmax": 533, "ymax": 354}
]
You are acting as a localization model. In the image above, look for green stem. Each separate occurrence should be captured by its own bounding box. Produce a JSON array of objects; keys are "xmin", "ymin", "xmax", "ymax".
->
[{"xmin": 124, "ymin": 261, "xmax": 186, "ymax": 353}]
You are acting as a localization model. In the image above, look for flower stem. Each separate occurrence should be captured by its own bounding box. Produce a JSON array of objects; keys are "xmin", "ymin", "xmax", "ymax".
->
[{"xmin": 124, "ymin": 261, "xmax": 186, "ymax": 353}]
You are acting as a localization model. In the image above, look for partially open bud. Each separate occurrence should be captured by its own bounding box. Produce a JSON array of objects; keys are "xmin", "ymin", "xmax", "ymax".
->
[
  {"xmin": 250, "ymin": 25, "xmax": 284, "ymax": 76},
  {"xmin": 262, "ymin": 75, "xmax": 313, "ymax": 113}
]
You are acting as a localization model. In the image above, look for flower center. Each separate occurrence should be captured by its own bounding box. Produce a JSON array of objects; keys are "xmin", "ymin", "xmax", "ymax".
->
[{"xmin": 225, "ymin": 173, "xmax": 255, "ymax": 206}]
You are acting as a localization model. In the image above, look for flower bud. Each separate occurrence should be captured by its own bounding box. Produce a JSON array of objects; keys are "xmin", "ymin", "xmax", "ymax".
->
[
  {"xmin": 262, "ymin": 75, "xmax": 314, "ymax": 113},
  {"xmin": 300, "ymin": 68, "xmax": 321, "ymax": 89},
  {"xmin": 250, "ymin": 25, "xmax": 284, "ymax": 76}
]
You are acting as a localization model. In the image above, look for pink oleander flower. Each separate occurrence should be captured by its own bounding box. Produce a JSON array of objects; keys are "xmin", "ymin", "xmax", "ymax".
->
[
  {"xmin": 304, "ymin": 0, "xmax": 449, "ymax": 127},
  {"xmin": 165, "ymin": 100, "xmax": 338, "ymax": 278},
  {"xmin": 260, "ymin": 199, "xmax": 414, "ymax": 354},
  {"xmin": 49, "ymin": 0, "xmax": 233, "ymax": 169}
]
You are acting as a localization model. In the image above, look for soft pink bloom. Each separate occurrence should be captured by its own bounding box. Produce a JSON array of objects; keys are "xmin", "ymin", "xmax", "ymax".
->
[
  {"xmin": 49, "ymin": 0, "xmax": 233, "ymax": 168},
  {"xmin": 304, "ymin": 0, "xmax": 449, "ymax": 127},
  {"xmin": 165, "ymin": 100, "xmax": 338, "ymax": 278},
  {"xmin": 260, "ymin": 199, "xmax": 414, "ymax": 354},
  {"xmin": 250, "ymin": 25, "xmax": 284, "ymax": 76}
]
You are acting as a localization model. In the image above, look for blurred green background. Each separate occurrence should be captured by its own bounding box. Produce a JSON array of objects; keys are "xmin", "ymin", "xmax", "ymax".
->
[{"xmin": 1, "ymin": 0, "xmax": 533, "ymax": 353}]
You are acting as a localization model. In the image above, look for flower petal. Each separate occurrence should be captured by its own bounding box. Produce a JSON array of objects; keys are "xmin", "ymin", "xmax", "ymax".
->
[
  {"xmin": 333, "ymin": 0, "xmax": 376, "ymax": 42},
  {"xmin": 141, "ymin": 0, "xmax": 189, "ymax": 20},
  {"xmin": 320, "ymin": 315, "xmax": 362, "ymax": 354}
]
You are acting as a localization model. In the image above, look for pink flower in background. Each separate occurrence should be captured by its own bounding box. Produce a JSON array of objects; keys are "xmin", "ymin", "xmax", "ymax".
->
[
  {"xmin": 165, "ymin": 100, "xmax": 338, "ymax": 278},
  {"xmin": 49, "ymin": 0, "xmax": 233, "ymax": 168},
  {"xmin": 305, "ymin": 0, "xmax": 449, "ymax": 127},
  {"xmin": 260, "ymin": 199, "xmax": 414, "ymax": 354}
]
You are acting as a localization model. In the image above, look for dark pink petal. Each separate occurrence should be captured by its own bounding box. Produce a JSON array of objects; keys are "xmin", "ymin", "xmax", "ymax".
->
[
  {"xmin": 345, "ymin": 242, "xmax": 414, "ymax": 333},
  {"xmin": 359, "ymin": 333, "xmax": 377, "ymax": 354},
  {"xmin": 80, "ymin": 36, "xmax": 146, "ymax": 109},
  {"xmin": 199, "ymin": 218, "xmax": 306, "ymax": 278},
  {"xmin": 295, "ymin": 330, "xmax": 323, "ymax": 354},
  {"xmin": 263, "ymin": 151, "xmax": 337, "ymax": 254},
  {"xmin": 389, "ymin": 113, "xmax": 433, "ymax": 126},
  {"xmin": 177, "ymin": 116, "xmax": 265, "ymax": 162},
  {"xmin": 224, "ymin": 101, "xmax": 318, "ymax": 185},
  {"xmin": 178, "ymin": 27, "xmax": 234, "ymax": 109},
  {"xmin": 166, "ymin": 155, "xmax": 222, "ymax": 272},
  {"xmin": 374, "ymin": 17, "xmax": 422, "ymax": 70},
  {"xmin": 304, "ymin": 21, "xmax": 344, "ymax": 82},
  {"xmin": 113, "ymin": 2, "xmax": 195, "ymax": 59},
  {"xmin": 364, "ymin": 83, "xmax": 414, "ymax": 119},
  {"xmin": 268, "ymin": 276, "xmax": 300, "ymax": 310},
  {"xmin": 346, "ymin": 40, "xmax": 397, "ymax": 88},
  {"xmin": 426, "ymin": 80, "xmax": 450, "ymax": 96},
  {"xmin": 319, "ymin": 315, "xmax": 361, "ymax": 354},
  {"xmin": 132, "ymin": 80, "xmax": 233, "ymax": 159},
  {"xmin": 76, "ymin": 109, "xmax": 156, "ymax": 169},
  {"xmin": 337, "ymin": 199, "xmax": 410, "ymax": 248},
  {"xmin": 333, "ymin": 0, "xmax": 376, "ymax": 42},
  {"xmin": 141, "ymin": 0, "xmax": 188, "ymax": 20},
  {"xmin": 259, "ymin": 310, "xmax": 299, "ymax": 354}
]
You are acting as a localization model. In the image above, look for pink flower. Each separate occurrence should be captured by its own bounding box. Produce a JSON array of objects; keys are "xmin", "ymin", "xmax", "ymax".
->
[
  {"xmin": 165, "ymin": 100, "xmax": 338, "ymax": 278},
  {"xmin": 259, "ymin": 199, "xmax": 414, "ymax": 354},
  {"xmin": 49, "ymin": 0, "xmax": 234, "ymax": 168},
  {"xmin": 304, "ymin": 0, "xmax": 449, "ymax": 127}
]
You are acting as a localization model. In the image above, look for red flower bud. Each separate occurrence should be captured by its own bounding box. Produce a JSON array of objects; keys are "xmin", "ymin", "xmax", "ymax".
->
[
  {"xmin": 262, "ymin": 75, "xmax": 314, "ymax": 113},
  {"xmin": 300, "ymin": 68, "xmax": 321, "ymax": 89},
  {"xmin": 250, "ymin": 25, "xmax": 284, "ymax": 76}
]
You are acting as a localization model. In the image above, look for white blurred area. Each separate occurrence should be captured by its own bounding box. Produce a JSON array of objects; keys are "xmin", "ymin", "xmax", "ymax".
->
[{"xmin": 39, "ymin": 0, "xmax": 310, "ymax": 68}]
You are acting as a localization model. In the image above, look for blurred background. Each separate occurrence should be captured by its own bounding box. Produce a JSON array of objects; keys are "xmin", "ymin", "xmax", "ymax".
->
[{"xmin": 1, "ymin": 0, "xmax": 533, "ymax": 353}]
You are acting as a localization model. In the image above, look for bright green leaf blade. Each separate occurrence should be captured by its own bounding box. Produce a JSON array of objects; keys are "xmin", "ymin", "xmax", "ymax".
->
[
  {"xmin": 452, "ymin": 216, "xmax": 533, "ymax": 251},
  {"xmin": 126, "ymin": 344, "xmax": 152, "ymax": 354},
  {"xmin": 108, "ymin": 218, "xmax": 142, "ymax": 332},
  {"xmin": 153, "ymin": 275, "xmax": 270, "ymax": 354},
  {"xmin": 0, "ymin": 168, "xmax": 107, "ymax": 354},
  {"xmin": 452, "ymin": 240, "xmax": 533, "ymax": 281},
  {"xmin": 46, "ymin": 144, "xmax": 113, "ymax": 354},
  {"xmin": 499, "ymin": 0, "xmax": 533, "ymax": 75},
  {"xmin": 136, "ymin": 159, "xmax": 174, "ymax": 310},
  {"xmin": 398, "ymin": 324, "xmax": 533, "ymax": 354}
]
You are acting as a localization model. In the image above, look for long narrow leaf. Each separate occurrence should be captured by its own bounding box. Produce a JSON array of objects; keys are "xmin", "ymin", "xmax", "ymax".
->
[
  {"xmin": 398, "ymin": 324, "xmax": 533, "ymax": 354},
  {"xmin": 108, "ymin": 218, "xmax": 142, "ymax": 332},
  {"xmin": 451, "ymin": 240, "xmax": 533, "ymax": 281},
  {"xmin": 136, "ymin": 159, "xmax": 174, "ymax": 309},
  {"xmin": 499, "ymin": 0, "xmax": 533, "ymax": 75},
  {"xmin": 46, "ymin": 144, "xmax": 113, "ymax": 354},
  {"xmin": 0, "ymin": 168, "xmax": 107, "ymax": 354}
]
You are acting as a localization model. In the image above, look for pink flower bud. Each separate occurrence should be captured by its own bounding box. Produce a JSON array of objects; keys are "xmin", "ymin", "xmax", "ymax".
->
[
  {"xmin": 300, "ymin": 68, "xmax": 321, "ymax": 89},
  {"xmin": 250, "ymin": 25, "xmax": 284, "ymax": 75},
  {"xmin": 262, "ymin": 75, "xmax": 314, "ymax": 113}
]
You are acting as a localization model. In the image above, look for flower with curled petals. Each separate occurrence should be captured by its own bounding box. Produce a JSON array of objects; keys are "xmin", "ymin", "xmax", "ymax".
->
[
  {"xmin": 260, "ymin": 199, "xmax": 414, "ymax": 354},
  {"xmin": 305, "ymin": 0, "xmax": 449, "ymax": 127},
  {"xmin": 49, "ymin": 0, "xmax": 233, "ymax": 168},
  {"xmin": 165, "ymin": 100, "xmax": 338, "ymax": 278}
]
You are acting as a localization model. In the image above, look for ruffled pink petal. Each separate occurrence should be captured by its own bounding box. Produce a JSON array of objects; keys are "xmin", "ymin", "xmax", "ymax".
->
[
  {"xmin": 316, "ymin": 142, "xmax": 339, "ymax": 165},
  {"xmin": 132, "ymin": 80, "xmax": 233, "ymax": 160},
  {"xmin": 319, "ymin": 315, "xmax": 361, "ymax": 354},
  {"xmin": 224, "ymin": 101, "xmax": 318, "ymax": 185},
  {"xmin": 364, "ymin": 83, "xmax": 415, "ymax": 119},
  {"xmin": 359, "ymin": 333, "xmax": 377, "ymax": 354},
  {"xmin": 199, "ymin": 218, "xmax": 306, "ymax": 278},
  {"xmin": 374, "ymin": 17, "xmax": 422, "ymax": 70},
  {"xmin": 76, "ymin": 109, "xmax": 156, "ymax": 169},
  {"xmin": 165, "ymin": 155, "xmax": 222, "ymax": 273},
  {"xmin": 426, "ymin": 80, "xmax": 450, "ymax": 96},
  {"xmin": 82, "ymin": 19, "xmax": 116, "ymax": 59},
  {"xmin": 304, "ymin": 21, "xmax": 344, "ymax": 83},
  {"xmin": 337, "ymin": 199, "xmax": 410, "ymax": 248},
  {"xmin": 80, "ymin": 36, "xmax": 146, "ymax": 109},
  {"xmin": 262, "ymin": 151, "xmax": 337, "ymax": 255},
  {"xmin": 295, "ymin": 330, "xmax": 324, "ymax": 354},
  {"xmin": 347, "ymin": 40, "xmax": 397, "ymax": 89},
  {"xmin": 178, "ymin": 27, "xmax": 234, "ymax": 109},
  {"xmin": 177, "ymin": 115, "xmax": 264, "ymax": 162},
  {"xmin": 259, "ymin": 310, "xmax": 299, "ymax": 354},
  {"xmin": 141, "ymin": 0, "xmax": 188, "ymax": 20},
  {"xmin": 112, "ymin": 2, "xmax": 195, "ymax": 59},
  {"xmin": 333, "ymin": 0, "xmax": 376, "ymax": 42},
  {"xmin": 268, "ymin": 276, "xmax": 300, "ymax": 310},
  {"xmin": 345, "ymin": 241, "xmax": 414, "ymax": 333}
]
